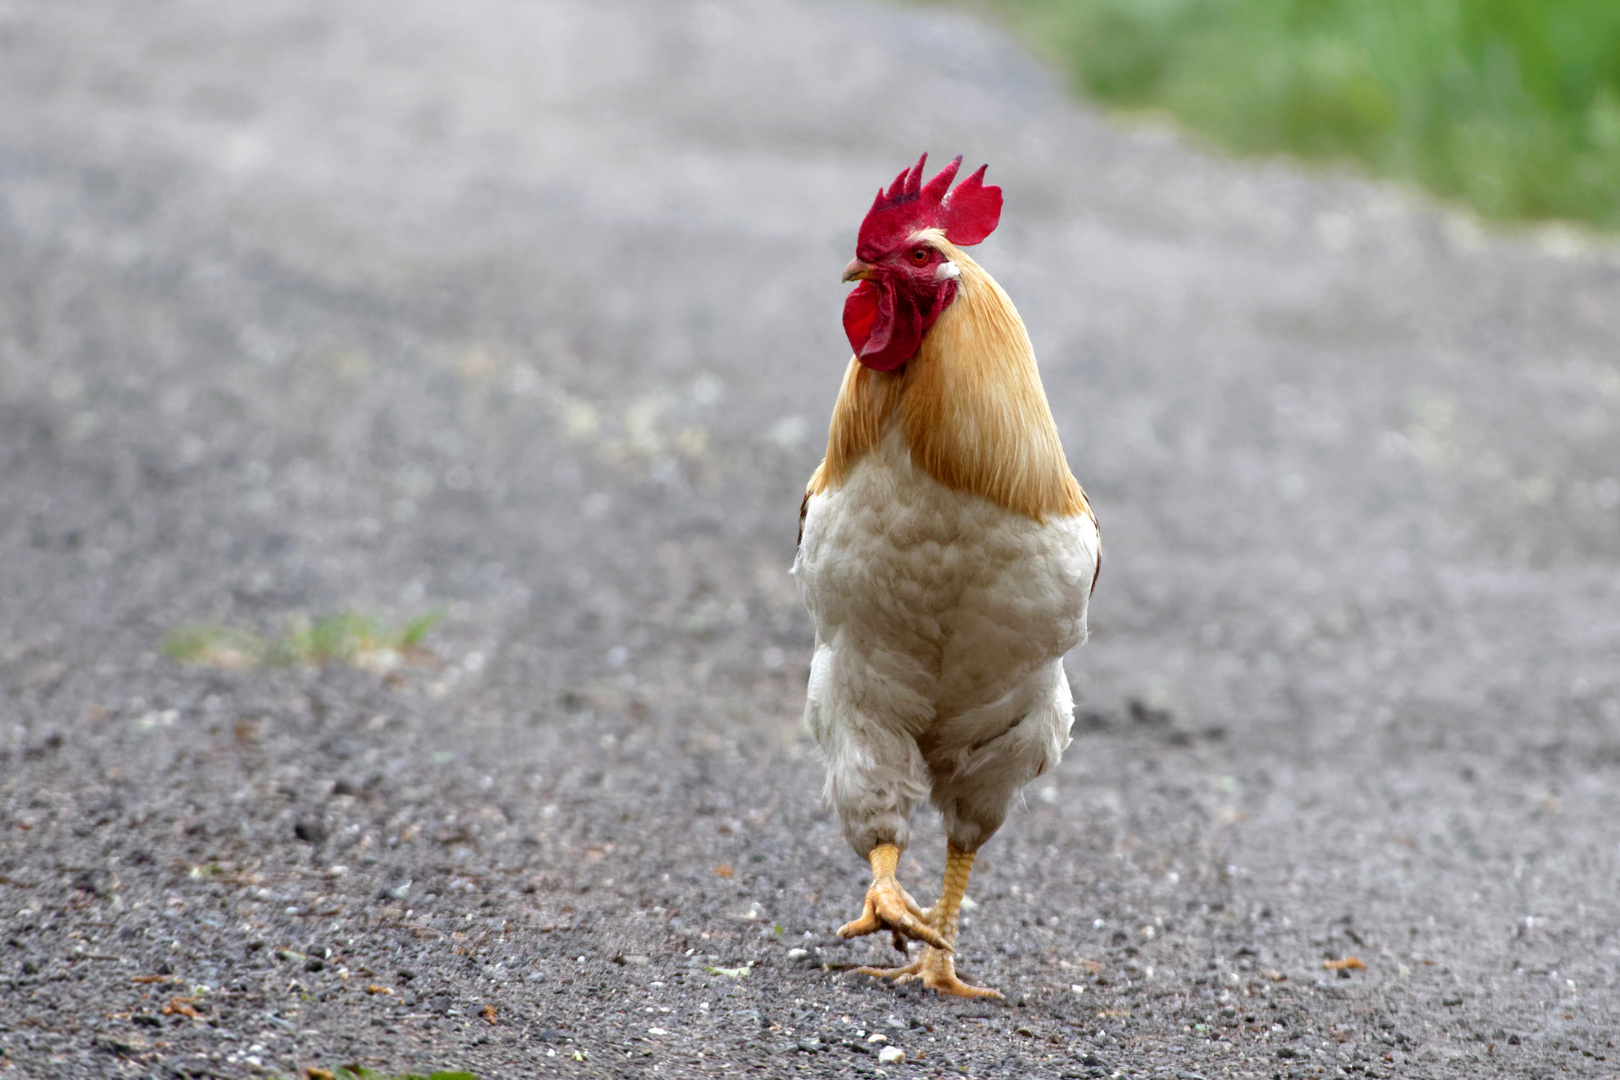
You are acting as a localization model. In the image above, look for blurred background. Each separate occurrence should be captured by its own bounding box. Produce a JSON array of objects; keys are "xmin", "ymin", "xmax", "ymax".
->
[
  {"xmin": 1, "ymin": 0, "xmax": 1618, "ymax": 1074},
  {"xmin": 970, "ymin": 0, "xmax": 1620, "ymax": 227}
]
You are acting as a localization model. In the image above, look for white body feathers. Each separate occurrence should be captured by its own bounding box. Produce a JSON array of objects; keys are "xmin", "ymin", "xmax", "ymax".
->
[{"xmin": 794, "ymin": 426, "xmax": 1098, "ymax": 855}]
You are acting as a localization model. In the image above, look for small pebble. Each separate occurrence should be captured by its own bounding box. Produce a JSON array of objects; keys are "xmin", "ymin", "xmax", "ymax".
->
[
  {"xmin": 293, "ymin": 820, "xmax": 328, "ymax": 845},
  {"xmin": 878, "ymin": 1046, "xmax": 905, "ymax": 1064},
  {"xmin": 787, "ymin": 948, "xmax": 808, "ymax": 959}
]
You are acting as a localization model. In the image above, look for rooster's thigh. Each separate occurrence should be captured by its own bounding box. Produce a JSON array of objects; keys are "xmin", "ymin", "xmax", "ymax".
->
[
  {"xmin": 928, "ymin": 660, "xmax": 1074, "ymax": 853},
  {"xmin": 806, "ymin": 640, "xmax": 935, "ymax": 856}
]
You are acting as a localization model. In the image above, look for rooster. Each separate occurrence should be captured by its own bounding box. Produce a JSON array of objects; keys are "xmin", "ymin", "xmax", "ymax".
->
[{"xmin": 794, "ymin": 154, "xmax": 1099, "ymax": 998}]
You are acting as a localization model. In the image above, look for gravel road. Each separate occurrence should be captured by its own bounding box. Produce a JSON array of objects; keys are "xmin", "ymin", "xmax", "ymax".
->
[{"xmin": 3, "ymin": 1, "xmax": 1619, "ymax": 1077}]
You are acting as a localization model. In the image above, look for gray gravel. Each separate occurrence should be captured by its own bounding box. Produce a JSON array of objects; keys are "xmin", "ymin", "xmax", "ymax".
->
[{"xmin": 3, "ymin": 0, "xmax": 1619, "ymax": 1077}]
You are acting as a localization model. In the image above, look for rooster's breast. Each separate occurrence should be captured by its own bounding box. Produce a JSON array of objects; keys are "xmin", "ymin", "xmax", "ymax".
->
[{"xmin": 795, "ymin": 427, "xmax": 1096, "ymax": 720}]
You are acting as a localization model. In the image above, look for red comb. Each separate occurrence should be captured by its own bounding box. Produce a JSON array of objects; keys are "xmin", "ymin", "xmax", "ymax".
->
[{"xmin": 855, "ymin": 153, "xmax": 1003, "ymax": 260}]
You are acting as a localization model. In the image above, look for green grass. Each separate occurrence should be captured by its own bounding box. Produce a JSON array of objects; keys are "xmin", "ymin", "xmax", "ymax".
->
[
  {"xmin": 298, "ymin": 1067, "xmax": 477, "ymax": 1080},
  {"xmin": 951, "ymin": 0, "xmax": 1620, "ymax": 227},
  {"xmin": 164, "ymin": 611, "xmax": 441, "ymax": 670}
]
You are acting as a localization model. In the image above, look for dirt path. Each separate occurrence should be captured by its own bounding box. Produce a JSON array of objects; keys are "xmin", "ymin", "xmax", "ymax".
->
[{"xmin": 2, "ymin": 1, "xmax": 1618, "ymax": 1076}]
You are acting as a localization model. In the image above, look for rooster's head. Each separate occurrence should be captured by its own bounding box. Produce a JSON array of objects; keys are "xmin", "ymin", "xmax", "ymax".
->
[{"xmin": 841, "ymin": 153, "xmax": 1003, "ymax": 372}]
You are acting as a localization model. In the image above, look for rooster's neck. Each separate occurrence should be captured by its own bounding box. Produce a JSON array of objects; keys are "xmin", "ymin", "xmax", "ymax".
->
[{"xmin": 810, "ymin": 251, "xmax": 1090, "ymax": 523}]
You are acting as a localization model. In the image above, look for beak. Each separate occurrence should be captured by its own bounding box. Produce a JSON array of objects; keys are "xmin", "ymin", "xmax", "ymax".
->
[{"xmin": 842, "ymin": 258, "xmax": 875, "ymax": 283}]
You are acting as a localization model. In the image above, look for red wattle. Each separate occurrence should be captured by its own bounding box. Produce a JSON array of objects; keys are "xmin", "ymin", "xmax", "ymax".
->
[
  {"xmin": 843, "ymin": 280, "xmax": 880, "ymax": 355},
  {"xmin": 843, "ymin": 278, "xmax": 922, "ymax": 372}
]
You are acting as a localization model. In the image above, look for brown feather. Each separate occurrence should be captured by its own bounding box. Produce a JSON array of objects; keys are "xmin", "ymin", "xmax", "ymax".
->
[{"xmin": 807, "ymin": 234, "xmax": 1091, "ymax": 524}]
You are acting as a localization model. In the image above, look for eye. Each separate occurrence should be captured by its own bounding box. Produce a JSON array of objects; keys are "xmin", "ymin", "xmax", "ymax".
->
[{"xmin": 908, "ymin": 247, "xmax": 931, "ymax": 266}]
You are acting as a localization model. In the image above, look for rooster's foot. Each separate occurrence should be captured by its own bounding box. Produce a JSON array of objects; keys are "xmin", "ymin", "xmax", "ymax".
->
[
  {"xmin": 837, "ymin": 844, "xmax": 951, "ymax": 952},
  {"xmin": 855, "ymin": 947, "xmax": 1001, "ymax": 999}
]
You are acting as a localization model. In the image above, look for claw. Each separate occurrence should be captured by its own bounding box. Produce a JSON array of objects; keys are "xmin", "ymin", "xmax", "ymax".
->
[{"xmin": 838, "ymin": 876, "xmax": 952, "ymax": 952}]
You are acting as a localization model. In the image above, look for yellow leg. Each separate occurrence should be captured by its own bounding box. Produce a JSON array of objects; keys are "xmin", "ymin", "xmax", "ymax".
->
[
  {"xmin": 856, "ymin": 840, "xmax": 1002, "ymax": 999},
  {"xmin": 837, "ymin": 843, "xmax": 952, "ymax": 952}
]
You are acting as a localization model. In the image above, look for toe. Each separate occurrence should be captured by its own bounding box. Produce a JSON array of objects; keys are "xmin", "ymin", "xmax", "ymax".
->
[
  {"xmin": 894, "ymin": 910, "xmax": 951, "ymax": 952},
  {"xmin": 931, "ymin": 975, "xmax": 1003, "ymax": 999},
  {"xmin": 877, "ymin": 895, "xmax": 949, "ymax": 950},
  {"xmin": 920, "ymin": 955, "xmax": 1002, "ymax": 999},
  {"xmin": 854, "ymin": 960, "xmax": 923, "ymax": 981}
]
